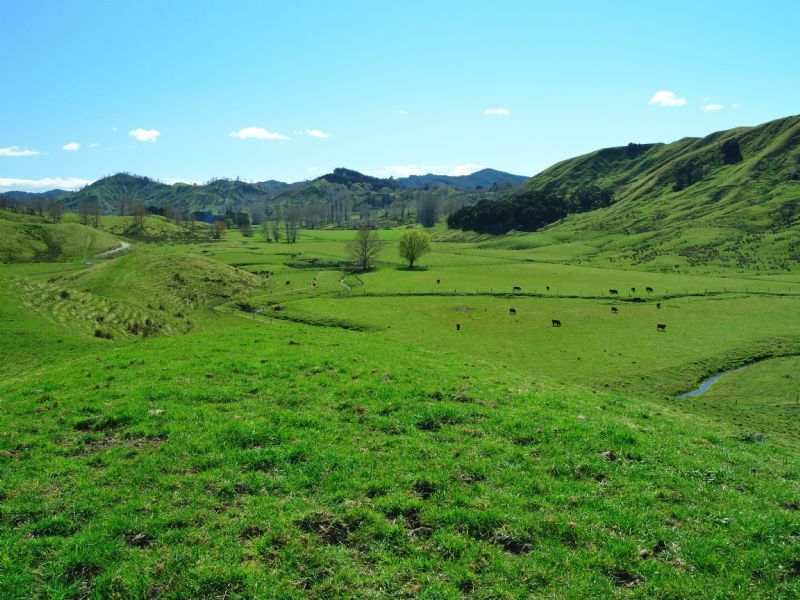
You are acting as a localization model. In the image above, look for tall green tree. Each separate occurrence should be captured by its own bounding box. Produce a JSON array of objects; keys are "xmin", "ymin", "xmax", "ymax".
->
[{"xmin": 398, "ymin": 230, "xmax": 431, "ymax": 269}]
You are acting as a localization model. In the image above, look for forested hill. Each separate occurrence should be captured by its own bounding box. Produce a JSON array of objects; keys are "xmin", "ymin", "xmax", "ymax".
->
[
  {"xmin": 448, "ymin": 114, "xmax": 800, "ymax": 234},
  {"xmin": 42, "ymin": 167, "xmax": 526, "ymax": 216},
  {"xmin": 396, "ymin": 168, "xmax": 528, "ymax": 190}
]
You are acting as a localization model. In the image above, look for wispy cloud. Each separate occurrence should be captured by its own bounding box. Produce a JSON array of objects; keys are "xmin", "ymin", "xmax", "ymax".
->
[
  {"xmin": 293, "ymin": 128, "xmax": 331, "ymax": 138},
  {"xmin": 701, "ymin": 104, "xmax": 725, "ymax": 111},
  {"xmin": 648, "ymin": 91, "xmax": 687, "ymax": 107},
  {"xmin": 0, "ymin": 176, "xmax": 93, "ymax": 191},
  {"xmin": 377, "ymin": 164, "xmax": 485, "ymax": 177},
  {"xmin": 88, "ymin": 142, "xmax": 100, "ymax": 148},
  {"xmin": 229, "ymin": 126, "xmax": 290, "ymax": 141},
  {"xmin": 451, "ymin": 163, "xmax": 485, "ymax": 176},
  {"xmin": 163, "ymin": 177, "xmax": 202, "ymax": 185},
  {"xmin": 63, "ymin": 142, "xmax": 80, "ymax": 152},
  {"xmin": 484, "ymin": 108, "xmax": 510, "ymax": 116},
  {"xmin": 129, "ymin": 128, "xmax": 160, "ymax": 143},
  {"xmin": 378, "ymin": 165, "xmax": 447, "ymax": 177},
  {"xmin": 395, "ymin": 109, "xmax": 408, "ymax": 115},
  {"xmin": 0, "ymin": 146, "xmax": 41, "ymax": 157},
  {"xmin": 305, "ymin": 129, "xmax": 330, "ymax": 138}
]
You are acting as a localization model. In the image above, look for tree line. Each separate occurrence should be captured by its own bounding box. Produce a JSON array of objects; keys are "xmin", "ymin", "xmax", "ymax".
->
[{"xmin": 446, "ymin": 186, "xmax": 615, "ymax": 234}]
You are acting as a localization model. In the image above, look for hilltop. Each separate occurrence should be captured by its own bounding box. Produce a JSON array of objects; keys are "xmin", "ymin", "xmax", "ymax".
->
[{"xmin": 397, "ymin": 168, "xmax": 528, "ymax": 190}]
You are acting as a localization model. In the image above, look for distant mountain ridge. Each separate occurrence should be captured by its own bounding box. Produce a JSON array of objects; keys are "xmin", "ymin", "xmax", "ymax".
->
[
  {"xmin": 4, "ymin": 189, "xmax": 71, "ymax": 201},
  {"xmin": 9, "ymin": 167, "xmax": 526, "ymax": 214},
  {"xmin": 397, "ymin": 168, "xmax": 527, "ymax": 190}
]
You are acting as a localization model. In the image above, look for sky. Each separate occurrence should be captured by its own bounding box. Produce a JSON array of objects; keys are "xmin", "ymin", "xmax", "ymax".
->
[{"xmin": 1, "ymin": 0, "xmax": 798, "ymax": 191}]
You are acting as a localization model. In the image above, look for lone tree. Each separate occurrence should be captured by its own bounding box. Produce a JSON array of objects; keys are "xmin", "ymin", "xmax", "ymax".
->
[
  {"xmin": 210, "ymin": 220, "xmax": 227, "ymax": 239},
  {"xmin": 235, "ymin": 211, "xmax": 252, "ymax": 229},
  {"xmin": 347, "ymin": 225, "xmax": 383, "ymax": 271},
  {"xmin": 398, "ymin": 230, "xmax": 431, "ymax": 269}
]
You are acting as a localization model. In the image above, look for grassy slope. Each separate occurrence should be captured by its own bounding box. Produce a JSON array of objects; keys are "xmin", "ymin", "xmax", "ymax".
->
[
  {"xmin": 0, "ymin": 211, "xmax": 121, "ymax": 263},
  {"xmin": 61, "ymin": 213, "xmax": 211, "ymax": 242},
  {"xmin": 1, "ymin": 230, "xmax": 799, "ymax": 598},
  {"xmin": 488, "ymin": 115, "xmax": 800, "ymax": 272}
]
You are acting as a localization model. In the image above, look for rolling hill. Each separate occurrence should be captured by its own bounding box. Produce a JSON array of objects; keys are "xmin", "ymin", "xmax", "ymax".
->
[{"xmin": 450, "ymin": 115, "xmax": 800, "ymax": 270}]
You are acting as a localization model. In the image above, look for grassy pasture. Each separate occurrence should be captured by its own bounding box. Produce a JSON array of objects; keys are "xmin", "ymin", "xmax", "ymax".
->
[{"xmin": 1, "ymin": 224, "xmax": 800, "ymax": 597}]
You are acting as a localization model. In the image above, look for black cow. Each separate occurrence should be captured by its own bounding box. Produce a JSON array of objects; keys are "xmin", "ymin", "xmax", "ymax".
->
[
  {"xmin": 657, "ymin": 323, "xmax": 667, "ymax": 332},
  {"xmin": 552, "ymin": 319, "xmax": 561, "ymax": 327},
  {"xmin": 513, "ymin": 286, "xmax": 522, "ymax": 292},
  {"xmin": 609, "ymin": 289, "xmax": 618, "ymax": 295},
  {"xmin": 436, "ymin": 279, "xmax": 440, "ymax": 284},
  {"xmin": 656, "ymin": 302, "xmax": 662, "ymax": 309},
  {"xmin": 509, "ymin": 308, "xmax": 517, "ymax": 315},
  {"xmin": 285, "ymin": 280, "xmax": 291, "ymax": 285},
  {"xmin": 646, "ymin": 287, "xmax": 654, "ymax": 294},
  {"xmin": 456, "ymin": 322, "xmax": 461, "ymax": 331},
  {"xmin": 631, "ymin": 287, "xmax": 636, "ymax": 293},
  {"xmin": 546, "ymin": 286, "xmax": 550, "ymax": 291},
  {"xmin": 272, "ymin": 305, "xmax": 284, "ymax": 312},
  {"xmin": 611, "ymin": 307, "xmax": 618, "ymax": 314}
]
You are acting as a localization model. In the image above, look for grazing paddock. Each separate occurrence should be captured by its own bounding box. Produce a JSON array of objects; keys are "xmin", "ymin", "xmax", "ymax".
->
[
  {"xmin": 289, "ymin": 293, "xmax": 800, "ymax": 399},
  {"xmin": 2, "ymin": 225, "xmax": 800, "ymax": 597}
]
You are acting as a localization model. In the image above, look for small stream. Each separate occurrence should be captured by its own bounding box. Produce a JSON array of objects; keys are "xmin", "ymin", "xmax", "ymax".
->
[
  {"xmin": 676, "ymin": 366, "xmax": 749, "ymax": 398},
  {"xmin": 677, "ymin": 354, "xmax": 800, "ymax": 398}
]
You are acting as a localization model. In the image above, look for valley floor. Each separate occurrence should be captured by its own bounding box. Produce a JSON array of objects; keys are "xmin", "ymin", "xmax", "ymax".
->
[{"xmin": 1, "ymin": 228, "xmax": 799, "ymax": 598}]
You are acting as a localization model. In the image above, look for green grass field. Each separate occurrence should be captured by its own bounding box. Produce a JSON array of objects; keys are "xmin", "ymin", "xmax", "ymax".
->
[{"xmin": 2, "ymin": 221, "xmax": 800, "ymax": 598}]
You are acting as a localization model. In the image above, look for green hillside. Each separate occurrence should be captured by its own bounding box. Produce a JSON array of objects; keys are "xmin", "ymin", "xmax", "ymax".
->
[
  {"xmin": 453, "ymin": 116, "xmax": 800, "ymax": 272},
  {"xmin": 61, "ymin": 174, "xmax": 272, "ymax": 214},
  {"xmin": 525, "ymin": 114, "xmax": 800, "ymax": 232},
  {"xmin": 0, "ymin": 211, "xmax": 121, "ymax": 263}
]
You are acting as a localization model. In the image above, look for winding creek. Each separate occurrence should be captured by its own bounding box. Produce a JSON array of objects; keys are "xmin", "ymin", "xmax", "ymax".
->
[
  {"xmin": 675, "ymin": 354, "xmax": 799, "ymax": 398},
  {"xmin": 676, "ymin": 366, "xmax": 749, "ymax": 398}
]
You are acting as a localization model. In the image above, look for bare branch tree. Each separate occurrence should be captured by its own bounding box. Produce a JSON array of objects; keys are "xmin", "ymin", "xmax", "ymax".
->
[{"xmin": 347, "ymin": 225, "xmax": 383, "ymax": 271}]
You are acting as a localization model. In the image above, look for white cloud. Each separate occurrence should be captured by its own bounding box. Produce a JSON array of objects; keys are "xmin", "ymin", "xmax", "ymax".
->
[
  {"xmin": 0, "ymin": 146, "xmax": 41, "ymax": 157},
  {"xmin": 395, "ymin": 109, "xmax": 408, "ymax": 115},
  {"xmin": 731, "ymin": 103, "xmax": 740, "ymax": 109},
  {"xmin": 63, "ymin": 142, "xmax": 80, "ymax": 152},
  {"xmin": 484, "ymin": 108, "xmax": 510, "ymax": 116},
  {"xmin": 111, "ymin": 126, "xmax": 118, "ymax": 132},
  {"xmin": 379, "ymin": 165, "xmax": 447, "ymax": 177},
  {"xmin": 129, "ymin": 128, "xmax": 160, "ymax": 143},
  {"xmin": 377, "ymin": 164, "xmax": 485, "ymax": 177},
  {"xmin": 305, "ymin": 128, "xmax": 330, "ymax": 138},
  {"xmin": 163, "ymin": 177, "xmax": 202, "ymax": 185},
  {"xmin": 648, "ymin": 91, "xmax": 687, "ymax": 107},
  {"xmin": 0, "ymin": 176, "xmax": 93, "ymax": 191},
  {"xmin": 229, "ymin": 126, "xmax": 289, "ymax": 140},
  {"xmin": 451, "ymin": 163, "xmax": 485, "ymax": 176},
  {"xmin": 88, "ymin": 142, "xmax": 100, "ymax": 148},
  {"xmin": 701, "ymin": 104, "xmax": 725, "ymax": 111}
]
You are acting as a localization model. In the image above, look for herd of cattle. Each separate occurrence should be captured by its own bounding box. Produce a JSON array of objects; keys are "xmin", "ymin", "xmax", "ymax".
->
[{"xmin": 455, "ymin": 283, "xmax": 668, "ymax": 332}]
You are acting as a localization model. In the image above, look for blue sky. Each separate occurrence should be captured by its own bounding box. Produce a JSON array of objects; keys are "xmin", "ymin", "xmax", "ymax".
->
[{"xmin": 1, "ymin": 0, "xmax": 798, "ymax": 191}]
